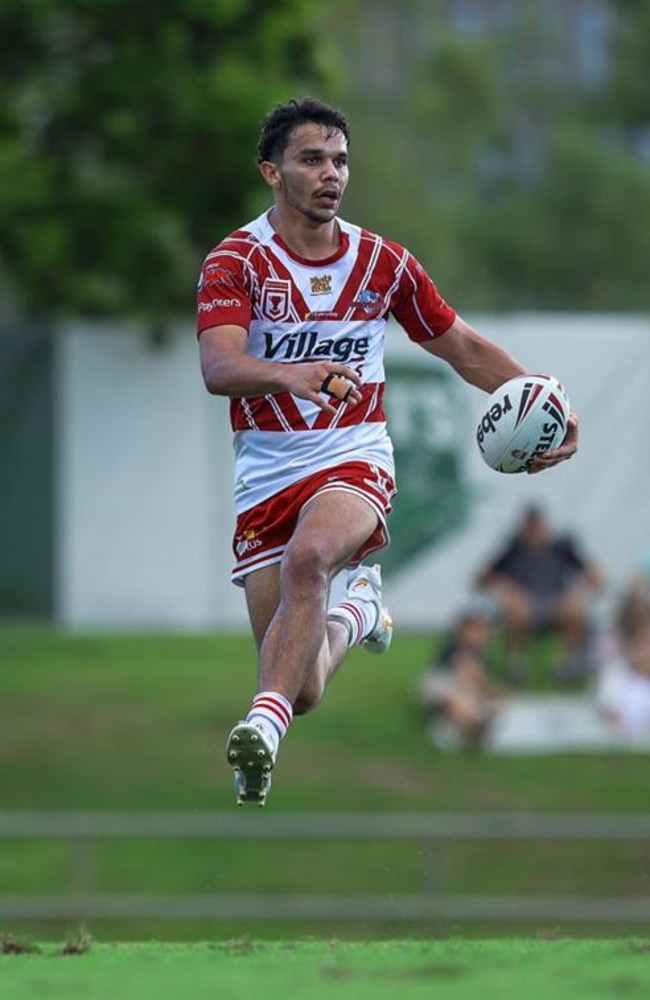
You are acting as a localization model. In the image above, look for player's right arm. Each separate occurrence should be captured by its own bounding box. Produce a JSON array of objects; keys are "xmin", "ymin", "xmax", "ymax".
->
[
  {"xmin": 196, "ymin": 247, "xmax": 361, "ymax": 413},
  {"xmin": 200, "ymin": 324, "xmax": 290, "ymax": 397},
  {"xmin": 199, "ymin": 324, "xmax": 362, "ymax": 414}
]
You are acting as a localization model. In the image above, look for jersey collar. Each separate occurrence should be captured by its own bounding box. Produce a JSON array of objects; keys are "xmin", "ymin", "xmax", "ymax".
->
[{"xmin": 264, "ymin": 209, "xmax": 350, "ymax": 266}]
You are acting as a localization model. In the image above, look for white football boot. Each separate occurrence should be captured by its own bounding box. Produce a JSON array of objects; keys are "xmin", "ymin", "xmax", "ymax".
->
[
  {"xmin": 225, "ymin": 722, "xmax": 275, "ymax": 807},
  {"xmin": 346, "ymin": 563, "xmax": 394, "ymax": 654}
]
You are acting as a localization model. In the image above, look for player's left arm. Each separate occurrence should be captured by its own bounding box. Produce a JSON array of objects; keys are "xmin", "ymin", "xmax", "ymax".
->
[
  {"xmin": 419, "ymin": 315, "xmax": 579, "ymax": 471},
  {"xmin": 419, "ymin": 315, "xmax": 527, "ymax": 392}
]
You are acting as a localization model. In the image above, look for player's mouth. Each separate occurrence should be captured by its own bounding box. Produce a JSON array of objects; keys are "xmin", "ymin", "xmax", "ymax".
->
[{"xmin": 314, "ymin": 189, "xmax": 339, "ymax": 208}]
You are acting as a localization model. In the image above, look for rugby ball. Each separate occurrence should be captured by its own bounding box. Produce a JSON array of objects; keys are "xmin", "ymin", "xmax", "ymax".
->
[{"xmin": 476, "ymin": 374, "xmax": 571, "ymax": 473}]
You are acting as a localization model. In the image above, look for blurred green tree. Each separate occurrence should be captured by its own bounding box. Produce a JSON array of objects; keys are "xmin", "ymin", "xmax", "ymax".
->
[
  {"xmin": 600, "ymin": 0, "xmax": 650, "ymax": 132},
  {"xmin": 330, "ymin": 0, "xmax": 650, "ymax": 311},
  {"xmin": 466, "ymin": 0, "xmax": 650, "ymax": 310},
  {"xmin": 334, "ymin": 25, "xmax": 513, "ymax": 308},
  {"xmin": 0, "ymin": 0, "xmax": 330, "ymax": 322},
  {"xmin": 3, "ymin": 0, "xmax": 648, "ymax": 319}
]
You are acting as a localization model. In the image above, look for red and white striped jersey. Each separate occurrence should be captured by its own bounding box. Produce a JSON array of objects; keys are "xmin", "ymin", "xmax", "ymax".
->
[{"xmin": 197, "ymin": 210, "xmax": 456, "ymax": 514}]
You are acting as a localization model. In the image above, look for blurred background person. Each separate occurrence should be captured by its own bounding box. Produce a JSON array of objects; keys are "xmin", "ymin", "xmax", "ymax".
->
[
  {"xmin": 475, "ymin": 505, "xmax": 605, "ymax": 685},
  {"xmin": 417, "ymin": 596, "xmax": 509, "ymax": 751},
  {"xmin": 595, "ymin": 577, "xmax": 650, "ymax": 737},
  {"xmin": 616, "ymin": 547, "xmax": 650, "ymax": 640}
]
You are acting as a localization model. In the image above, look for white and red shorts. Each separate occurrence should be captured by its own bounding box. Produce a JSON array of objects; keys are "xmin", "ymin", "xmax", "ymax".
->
[{"xmin": 231, "ymin": 461, "xmax": 396, "ymax": 586}]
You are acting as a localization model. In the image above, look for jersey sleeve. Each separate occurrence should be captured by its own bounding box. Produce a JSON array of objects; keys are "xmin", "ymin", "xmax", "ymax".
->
[
  {"xmin": 390, "ymin": 250, "xmax": 456, "ymax": 342},
  {"xmin": 196, "ymin": 249, "xmax": 252, "ymax": 337}
]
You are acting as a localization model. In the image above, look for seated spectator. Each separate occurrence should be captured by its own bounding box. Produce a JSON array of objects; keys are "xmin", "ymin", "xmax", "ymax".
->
[
  {"xmin": 596, "ymin": 585, "xmax": 650, "ymax": 736},
  {"xmin": 418, "ymin": 596, "xmax": 509, "ymax": 750},
  {"xmin": 617, "ymin": 548, "xmax": 650, "ymax": 639},
  {"xmin": 475, "ymin": 505, "xmax": 605, "ymax": 683}
]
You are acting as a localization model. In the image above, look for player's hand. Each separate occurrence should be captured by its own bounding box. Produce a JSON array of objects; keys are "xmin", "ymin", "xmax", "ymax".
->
[
  {"xmin": 280, "ymin": 361, "xmax": 363, "ymax": 415},
  {"xmin": 528, "ymin": 411, "xmax": 579, "ymax": 474}
]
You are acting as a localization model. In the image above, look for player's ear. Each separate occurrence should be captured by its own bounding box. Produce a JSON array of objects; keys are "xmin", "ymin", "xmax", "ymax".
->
[{"xmin": 259, "ymin": 160, "xmax": 281, "ymax": 189}]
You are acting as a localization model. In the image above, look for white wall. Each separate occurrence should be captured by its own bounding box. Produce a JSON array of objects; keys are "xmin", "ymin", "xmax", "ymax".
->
[
  {"xmin": 56, "ymin": 321, "xmax": 243, "ymax": 628},
  {"xmin": 56, "ymin": 315, "xmax": 650, "ymax": 629},
  {"xmin": 385, "ymin": 313, "xmax": 650, "ymax": 627}
]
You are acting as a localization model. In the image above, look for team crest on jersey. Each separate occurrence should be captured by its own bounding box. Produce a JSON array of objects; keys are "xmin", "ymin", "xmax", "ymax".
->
[
  {"xmin": 260, "ymin": 279, "xmax": 292, "ymax": 321},
  {"xmin": 205, "ymin": 265, "xmax": 239, "ymax": 286},
  {"xmin": 309, "ymin": 275, "xmax": 332, "ymax": 296},
  {"xmin": 352, "ymin": 289, "xmax": 382, "ymax": 316},
  {"xmin": 197, "ymin": 265, "xmax": 239, "ymax": 291}
]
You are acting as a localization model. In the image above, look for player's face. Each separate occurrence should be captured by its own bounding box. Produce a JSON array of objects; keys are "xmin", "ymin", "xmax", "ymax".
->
[{"xmin": 271, "ymin": 123, "xmax": 349, "ymax": 224}]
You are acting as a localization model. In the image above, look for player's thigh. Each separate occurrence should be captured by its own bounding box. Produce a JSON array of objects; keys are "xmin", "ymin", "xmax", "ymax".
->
[
  {"xmin": 242, "ymin": 490, "xmax": 379, "ymax": 644},
  {"xmin": 243, "ymin": 564, "xmax": 281, "ymax": 649},
  {"xmin": 284, "ymin": 489, "xmax": 380, "ymax": 581}
]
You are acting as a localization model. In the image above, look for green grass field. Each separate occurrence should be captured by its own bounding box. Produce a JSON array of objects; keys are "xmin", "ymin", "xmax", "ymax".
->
[
  {"xmin": 2, "ymin": 939, "xmax": 650, "ymax": 1000},
  {"xmin": 1, "ymin": 627, "xmax": 649, "ymax": 942},
  {"xmin": 2, "ymin": 626, "xmax": 648, "ymax": 813}
]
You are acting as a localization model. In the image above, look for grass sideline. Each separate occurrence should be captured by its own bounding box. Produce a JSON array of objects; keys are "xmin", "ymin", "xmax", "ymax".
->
[
  {"xmin": 2, "ymin": 626, "xmax": 649, "ymax": 812},
  {"xmin": 1, "ymin": 627, "xmax": 650, "ymax": 940},
  {"xmin": 1, "ymin": 938, "xmax": 650, "ymax": 1000}
]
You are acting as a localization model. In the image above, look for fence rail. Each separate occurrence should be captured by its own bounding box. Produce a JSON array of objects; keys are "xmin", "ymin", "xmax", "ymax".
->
[
  {"xmin": 2, "ymin": 811, "xmax": 649, "ymax": 923},
  {"xmin": 3, "ymin": 811, "xmax": 650, "ymax": 839}
]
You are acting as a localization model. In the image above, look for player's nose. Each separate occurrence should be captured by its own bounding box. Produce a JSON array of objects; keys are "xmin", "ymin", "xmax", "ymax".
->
[{"xmin": 321, "ymin": 159, "xmax": 339, "ymax": 181}]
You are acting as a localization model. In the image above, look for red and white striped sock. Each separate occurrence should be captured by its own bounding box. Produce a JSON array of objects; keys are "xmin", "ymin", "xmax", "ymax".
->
[
  {"xmin": 246, "ymin": 691, "xmax": 293, "ymax": 756},
  {"xmin": 328, "ymin": 599, "xmax": 377, "ymax": 647}
]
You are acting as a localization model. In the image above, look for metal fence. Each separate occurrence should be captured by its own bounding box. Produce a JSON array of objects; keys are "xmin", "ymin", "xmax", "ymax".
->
[{"xmin": 1, "ymin": 811, "xmax": 649, "ymax": 923}]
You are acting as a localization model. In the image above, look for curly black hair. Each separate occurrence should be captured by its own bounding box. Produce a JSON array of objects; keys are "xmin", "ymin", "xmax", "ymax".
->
[{"xmin": 257, "ymin": 97, "xmax": 350, "ymax": 164}]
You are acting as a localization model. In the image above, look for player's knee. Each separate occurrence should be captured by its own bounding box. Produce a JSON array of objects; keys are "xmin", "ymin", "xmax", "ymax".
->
[{"xmin": 282, "ymin": 539, "xmax": 330, "ymax": 590}]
